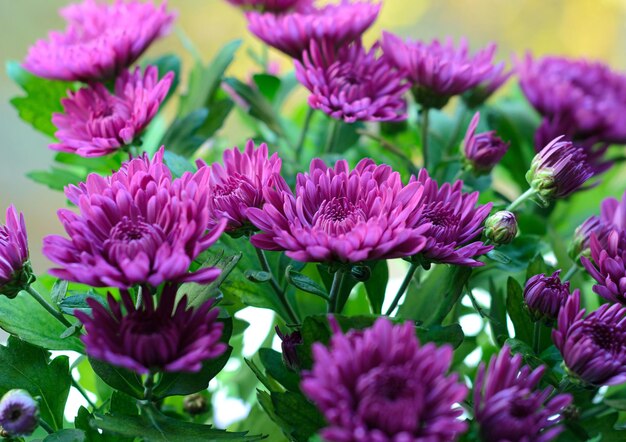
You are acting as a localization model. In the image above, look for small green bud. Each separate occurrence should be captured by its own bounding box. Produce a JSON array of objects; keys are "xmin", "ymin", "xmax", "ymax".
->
[{"xmin": 484, "ymin": 211, "xmax": 518, "ymax": 245}]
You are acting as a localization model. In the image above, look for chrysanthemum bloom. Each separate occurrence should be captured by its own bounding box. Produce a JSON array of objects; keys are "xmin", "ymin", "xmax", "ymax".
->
[
  {"xmin": 474, "ymin": 345, "xmax": 572, "ymax": 442},
  {"xmin": 381, "ymin": 32, "xmax": 501, "ymax": 109},
  {"xmin": 246, "ymin": 1, "xmax": 380, "ymax": 59},
  {"xmin": 526, "ymin": 136, "xmax": 594, "ymax": 205},
  {"xmin": 295, "ymin": 39, "xmax": 409, "ymax": 122},
  {"xmin": 517, "ymin": 54, "xmax": 626, "ymax": 146},
  {"xmin": 75, "ymin": 286, "xmax": 226, "ymax": 374},
  {"xmin": 484, "ymin": 210, "xmax": 517, "ymax": 246},
  {"xmin": 301, "ymin": 317, "xmax": 468, "ymax": 441},
  {"xmin": 275, "ymin": 326, "xmax": 302, "ymax": 371},
  {"xmin": 463, "ymin": 64, "xmax": 513, "ymax": 108},
  {"xmin": 226, "ymin": 0, "xmax": 310, "ymax": 12},
  {"xmin": 23, "ymin": 0, "xmax": 175, "ymax": 82},
  {"xmin": 43, "ymin": 148, "xmax": 226, "ymax": 289},
  {"xmin": 581, "ymin": 230, "xmax": 626, "ymax": 304},
  {"xmin": 408, "ymin": 169, "xmax": 493, "ymax": 267},
  {"xmin": 51, "ymin": 66, "xmax": 173, "ymax": 158},
  {"xmin": 0, "ymin": 390, "xmax": 39, "ymax": 437},
  {"xmin": 462, "ymin": 112, "xmax": 509, "ymax": 174},
  {"xmin": 553, "ymin": 290, "xmax": 626, "ymax": 385},
  {"xmin": 0, "ymin": 206, "xmax": 32, "ymax": 299},
  {"xmin": 524, "ymin": 270, "xmax": 572, "ymax": 323},
  {"xmin": 247, "ymin": 158, "xmax": 429, "ymax": 264},
  {"xmin": 198, "ymin": 141, "xmax": 281, "ymax": 235}
]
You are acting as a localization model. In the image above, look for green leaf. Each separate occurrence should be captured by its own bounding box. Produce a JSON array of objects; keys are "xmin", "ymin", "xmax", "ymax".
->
[
  {"xmin": 398, "ymin": 265, "xmax": 472, "ymax": 326},
  {"xmin": 271, "ymin": 391, "xmax": 326, "ymax": 442},
  {"xmin": 153, "ymin": 317, "xmax": 233, "ymax": 398},
  {"xmin": 488, "ymin": 278, "xmax": 508, "ymax": 347},
  {"xmin": 506, "ymin": 277, "xmax": 533, "ymax": 343},
  {"xmin": 416, "ymin": 323, "xmax": 465, "ymax": 348},
  {"xmin": 252, "ymin": 74, "xmax": 281, "ymax": 103},
  {"xmin": 245, "ymin": 270, "xmax": 272, "ymax": 283},
  {"xmin": 0, "ymin": 288, "xmax": 83, "ymax": 352},
  {"xmin": 197, "ymin": 98, "xmax": 234, "ymax": 139},
  {"xmin": 89, "ymin": 358, "xmax": 144, "ymax": 399},
  {"xmin": 161, "ymin": 108, "xmax": 209, "ymax": 157},
  {"xmin": 92, "ymin": 406, "xmax": 264, "ymax": 441},
  {"xmin": 285, "ymin": 266, "xmax": 329, "ymax": 300},
  {"xmin": 259, "ymin": 348, "xmax": 300, "ymax": 393},
  {"xmin": 59, "ymin": 291, "xmax": 106, "ymax": 315},
  {"xmin": 163, "ymin": 150, "xmax": 196, "ymax": 177},
  {"xmin": 75, "ymin": 407, "xmax": 120, "ymax": 442},
  {"xmin": 6, "ymin": 60, "xmax": 73, "ymax": 137},
  {"xmin": 526, "ymin": 253, "xmax": 548, "ymax": 280},
  {"xmin": 27, "ymin": 168, "xmax": 83, "ymax": 191},
  {"xmin": 0, "ymin": 337, "xmax": 71, "ymax": 430},
  {"xmin": 363, "ymin": 260, "xmax": 388, "ymax": 314},
  {"xmin": 43, "ymin": 430, "xmax": 86, "ymax": 442},
  {"xmin": 142, "ymin": 54, "xmax": 182, "ymax": 102},
  {"xmin": 50, "ymin": 279, "xmax": 69, "ymax": 305},
  {"xmin": 296, "ymin": 315, "xmax": 332, "ymax": 370}
]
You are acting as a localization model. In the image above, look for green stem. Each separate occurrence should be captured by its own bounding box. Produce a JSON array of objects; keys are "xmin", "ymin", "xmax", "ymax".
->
[
  {"xmin": 254, "ymin": 248, "xmax": 299, "ymax": 324},
  {"xmin": 324, "ymin": 119, "xmax": 341, "ymax": 154},
  {"xmin": 328, "ymin": 269, "xmax": 346, "ymax": 313},
  {"xmin": 261, "ymin": 44, "xmax": 269, "ymax": 72},
  {"xmin": 39, "ymin": 418, "xmax": 54, "ymax": 434},
  {"xmin": 295, "ymin": 107, "xmax": 314, "ymax": 163},
  {"xmin": 143, "ymin": 372, "xmax": 155, "ymax": 402},
  {"xmin": 466, "ymin": 286, "xmax": 488, "ymax": 318},
  {"xmin": 420, "ymin": 107, "xmax": 430, "ymax": 169},
  {"xmin": 385, "ymin": 263, "xmax": 418, "ymax": 316},
  {"xmin": 25, "ymin": 286, "xmax": 72, "ymax": 328},
  {"xmin": 506, "ymin": 188, "xmax": 537, "ymax": 212},
  {"xmin": 72, "ymin": 378, "xmax": 96, "ymax": 409},
  {"xmin": 444, "ymin": 103, "xmax": 467, "ymax": 156},
  {"xmin": 533, "ymin": 321, "xmax": 541, "ymax": 354},
  {"xmin": 357, "ymin": 129, "xmax": 420, "ymax": 176},
  {"xmin": 562, "ymin": 264, "xmax": 579, "ymax": 282}
]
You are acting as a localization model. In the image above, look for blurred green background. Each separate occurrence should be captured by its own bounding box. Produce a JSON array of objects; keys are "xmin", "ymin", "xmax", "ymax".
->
[{"xmin": 2, "ymin": 0, "xmax": 626, "ymax": 271}]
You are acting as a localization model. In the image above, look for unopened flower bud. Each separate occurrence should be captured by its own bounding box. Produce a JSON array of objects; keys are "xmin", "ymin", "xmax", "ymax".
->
[
  {"xmin": 183, "ymin": 393, "xmax": 209, "ymax": 416},
  {"xmin": 275, "ymin": 326, "xmax": 302, "ymax": 371},
  {"xmin": 484, "ymin": 211, "xmax": 517, "ymax": 245},
  {"xmin": 462, "ymin": 112, "xmax": 509, "ymax": 175},
  {"xmin": 351, "ymin": 265, "xmax": 371, "ymax": 282},
  {"xmin": 523, "ymin": 270, "xmax": 571, "ymax": 324},
  {"xmin": 0, "ymin": 389, "xmax": 39, "ymax": 437},
  {"xmin": 0, "ymin": 206, "xmax": 32, "ymax": 299}
]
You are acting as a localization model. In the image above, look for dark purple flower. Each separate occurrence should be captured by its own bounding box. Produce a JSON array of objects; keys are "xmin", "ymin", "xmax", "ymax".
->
[
  {"xmin": 75, "ymin": 286, "xmax": 226, "ymax": 374},
  {"xmin": 301, "ymin": 317, "xmax": 468, "ymax": 441},
  {"xmin": 247, "ymin": 158, "xmax": 429, "ymax": 264},
  {"xmin": 246, "ymin": 1, "xmax": 380, "ymax": 59},
  {"xmin": 381, "ymin": 32, "xmax": 501, "ymax": 109},
  {"xmin": 226, "ymin": 0, "xmax": 311, "ymax": 12},
  {"xmin": 553, "ymin": 290, "xmax": 626, "ymax": 386},
  {"xmin": 409, "ymin": 169, "xmax": 493, "ymax": 267},
  {"xmin": 517, "ymin": 54, "xmax": 626, "ymax": 146},
  {"xmin": 484, "ymin": 210, "xmax": 517, "ymax": 246},
  {"xmin": 524, "ymin": 270, "xmax": 572, "ymax": 323},
  {"xmin": 581, "ymin": 230, "xmax": 626, "ymax": 304},
  {"xmin": 295, "ymin": 39, "xmax": 409, "ymax": 122},
  {"xmin": 462, "ymin": 112, "xmax": 509, "ymax": 174},
  {"xmin": 43, "ymin": 148, "xmax": 226, "ymax": 289},
  {"xmin": 526, "ymin": 136, "xmax": 594, "ymax": 204},
  {"xmin": 0, "ymin": 390, "xmax": 39, "ymax": 437},
  {"xmin": 275, "ymin": 326, "xmax": 302, "ymax": 371},
  {"xmin": 0, "ymin": 206, "xmax": 32, "ymax": 299},
  {"xmin": 474, "ymin": 345, "xmax": 572, "ymax": 442},
  {"xmin": 463, "ymin": 64, "xmax": 513, "ymax": 108},
  {"xmin": 51, "ymin": 66, "xmax": 173, "ymax": 158},
  {"xmin": 199, "ymin": 140, "xmax": 281, "ymax": 235},
  {"xmin": 24, "ymin": 0, "xmax": 175, "ymax": 82}
]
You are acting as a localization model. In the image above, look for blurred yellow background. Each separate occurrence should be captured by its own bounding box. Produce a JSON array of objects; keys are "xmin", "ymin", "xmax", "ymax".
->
[{"xmin": 1, "ymin": 0, "xmax": 626, "ymax": 270}]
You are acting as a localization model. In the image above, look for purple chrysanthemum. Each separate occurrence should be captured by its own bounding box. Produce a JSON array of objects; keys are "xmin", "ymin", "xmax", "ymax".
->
[
  {"xmin": 0, "ymin": 206, "xmax": 31, "ymax": 299},
  {"xmin": 381, "ymin": 32, "xmax": 501, "ymax": 109},
  {"xmin": 0, "ymin": 390, "xmax": 39, "ymax": 437},
  {"xmin": 581, "ymin": 230, "xmax": 626, "ymax": 304},
  {"xmin": 24, "ymin": 0, "xmax": 175, "ymax": 82},
  {"xmin": 462, "ymin": 112, "xmax": 509, "ymax": 174},
  {"xmin": 474, "ymin": 345, "xmax": 572, "ymax": 442},
  {"xmin": 517, "ymin": 54, "xmax": 626, "ymax": 147},
  {"xmin": 199, "ymin": 140, "xmax": 281, "ymax": 235},
  {"xmin": 51, "ymin": 66, "xmax": 173, "ymax": 158},
  {"xmin": 553, "ymin": 290, "xmax": 626, "ymax": 386},
  {"xmin": 295, "ymin": 39, "xmax": 409, "ymax": 122},
  {"xmin": 43, "ymin": 148, "xmax": 226, "ymax": 289},
  {"xmin": 301, "ymin": 317, "xmax": 468, "ymax": 441},
  {"xmin": 524, "ymin": 270, "xmax": 572, "ymax": 323},
  {"xmin": 247, "ymin": 158, "xmax": 429, "ymax": 264},
  {"xmin": 226, "ymin": 0, "xmax": 311, "ymax": 12},
  {"xmin": 275, "ymin": 326, "xmax": 302, "ymax": 371},
  {"xmin": 75, "ymin": 285, "xmax": 226, "ymax": 374},
  {"xmin": 463, "ymin": 63, "xmax": 513, "ymax": 108},
  {"xmin": 408, "ymin": 169, "xmax": 493, "ymax": 267},
  {"xmin": 526, "ymin": 136, "xmax": 594, "ymax": 204},
  {"xmin": 246, "ymin": 1, "xmax": 380, "ymax": 59}
]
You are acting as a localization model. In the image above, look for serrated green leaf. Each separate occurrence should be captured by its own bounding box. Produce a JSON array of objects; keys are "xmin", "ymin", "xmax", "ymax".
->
[
  {"xmin": 271, "ymin": 391, "xmax": 325, "ymax": 442},
  {"xmin": 506, "ymin": 277, "xmax": 533, "ymax": 343},
  {"xmin": 89, "ymin": 358, "xmax": 144, "ymax": 399},
  {"xmin": 43, "ymin": 429, "xmax": 87, "ymax": 442},
  {"xmin": 259, "ymin": 348, "xmax": 300, "ymax": 393},
  {"xmin": 416, "ymin": 323, "xmax": 464, "ymax": 348},
  {"xmin": 286, "ymin": 267, "xmax": 329, "ymax": 300},
  {"xmin": 0, "ymin": 337, "xmax": 71, "ymax": 430}
]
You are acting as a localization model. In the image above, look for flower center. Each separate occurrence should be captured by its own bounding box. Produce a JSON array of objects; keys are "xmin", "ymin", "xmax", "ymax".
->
[
  {"xmin": 312, "ymin": 197, "xmax": 365, "ymax": 235},
  {"xmin": 104, "ymin": 217, "xmax": 166, "ymax": 261},
  {"xmin": 120, "ymin": 310, "xmax": 180, "ymax": 369},
  {"xmin": 585, "ymin": 320, "xmax": 625, "ymax": 354},
  {"xmin": 423, "ymin": 204, "xmax": 461, "ymax": 240}
]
